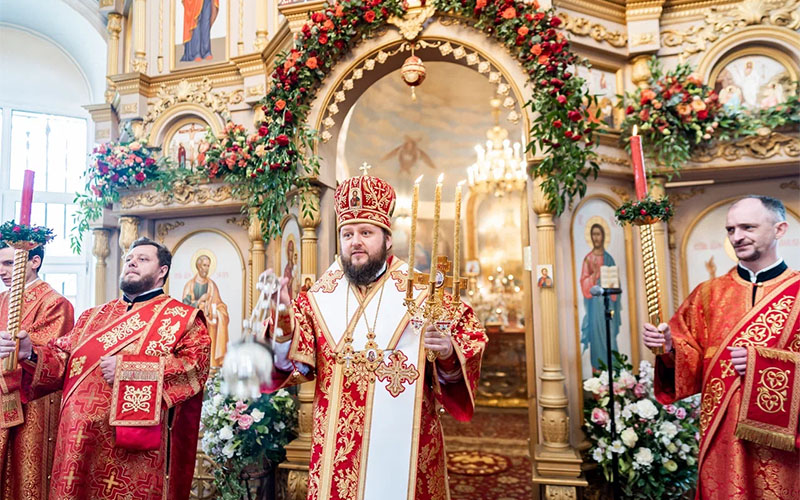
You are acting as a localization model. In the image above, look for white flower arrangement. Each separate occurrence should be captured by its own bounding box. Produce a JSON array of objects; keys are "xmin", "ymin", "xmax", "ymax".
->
[
  {"xmin": 583, "ymin": 353, "xmax": 700, "ymax": 499},
  {"xmin": 200, "ymin": 372, "xmax": 297, "ymax": 500}
]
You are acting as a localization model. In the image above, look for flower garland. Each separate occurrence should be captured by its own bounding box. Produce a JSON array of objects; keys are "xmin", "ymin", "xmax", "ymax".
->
[
  {"xmin": 614, "ymin": 196, "xmax": 673, "ymax": 226},
  {"xmin": 200, "ymin": 373, "xmax": 297, "ymax": 500},
  {"xmin": 251, "ymin": 0, "xmax": 597, "ymax": 218},
  {"xmin": 621, "ymin": 57, "xmax": 800, "ymax": 174},
  {"xmin": 0, "ymin": 221, "xmax": 55, "ymax": 246},
  {"xmin": 583, "ymin": 354, "xmax": 700, "ymax": 499}
]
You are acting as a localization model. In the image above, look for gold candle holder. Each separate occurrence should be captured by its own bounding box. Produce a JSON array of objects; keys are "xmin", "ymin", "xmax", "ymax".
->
[
  {"xmin": 639, "ymin": 223, "xmax": 664, "ymax": 355},
  {"xmin": 3, "ymin": 242, "xmax": 36, "ymax": 372}
]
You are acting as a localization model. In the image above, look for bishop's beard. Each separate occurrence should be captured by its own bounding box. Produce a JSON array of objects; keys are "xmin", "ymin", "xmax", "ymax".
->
[
  {"xmin": 119, "ymin": 272, "xmax": 159, "ymax": 296},
  {"xmin": 342, "ymin": 245, "xmax": 388, "ymax": 287}
]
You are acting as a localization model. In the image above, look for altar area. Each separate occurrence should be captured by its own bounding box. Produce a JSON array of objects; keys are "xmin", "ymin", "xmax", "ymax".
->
[{"xmin": 3, "ymin": 0, "xmax": 798, "ymax": 498}]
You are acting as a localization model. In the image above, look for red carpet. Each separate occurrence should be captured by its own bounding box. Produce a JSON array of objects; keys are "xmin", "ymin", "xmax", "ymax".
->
[{"xmin": 442, "ymin": 408, "xmax": 532, "ymax": 499}]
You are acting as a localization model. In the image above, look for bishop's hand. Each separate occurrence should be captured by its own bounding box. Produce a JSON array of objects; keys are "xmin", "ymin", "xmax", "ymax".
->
[
  {"xmin": 423, "ymin": 324, "xmax": 453, "ymax": 360},
  {"xmin": 642, "ymin": 322, "xmax": 672, "ymax": 353},
  {"xmin": 0, "ymin": 330, "xmax": 31, "ymax": 361},
  {"xmin": 100, "ymin": 355, "xmax": 118, "ymax": 385}
]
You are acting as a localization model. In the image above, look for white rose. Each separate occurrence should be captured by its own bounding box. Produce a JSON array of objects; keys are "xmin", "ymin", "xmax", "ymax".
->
[
  {"xmin": 212, "ymin": 394, "xmax": 224, "ymax": 406},
  {"xmin": 219, "ymin": 426, "xmax": 234, "ymax": 440},
  {"xmin": 251, "ymin": 409, "xmax": 265, "ymax": 423},
  {"xmin": 621, "ymin": 403, "xmax": 635, "ymax": 419},
  {"xmin": 618, "ymin": 370, "xmax": 637, "ymax": 389},
  {"xmin": 583, "ymin": 377, "xmax": 604, "ymax": 395},
  {"xmin": 659, "ymin": 421, "xmax": 679, "ymax": 439},
  {"xmin": 635, "ymin": 399, "xmax": 659, "ymax": 420},
  {"xmin": 634, "ymin": 447, "xmax": 653, "ymax": 467},
  {"xmin": 222, "ymin": 441, "xmax": 236, "ymax": 459},
  {"xmin": 621, "ymin": 428, "xmax": 639, "ymax": 448}
]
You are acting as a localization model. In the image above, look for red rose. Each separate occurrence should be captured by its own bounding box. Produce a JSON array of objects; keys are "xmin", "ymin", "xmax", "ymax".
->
[
  {"xmin": 567, "ymin": 110, "xmax": 581, "ymax": 122},
  {"xmin": 323, "ymin": 19, "xmax": 334, "ymax": 31},
  {"xmin": 135, "ymin": 172, "xmax": 146, "ymax": 182},
  {"xmin": 12, "ymin": 225, "xmax": 21, "ymax": 233},
  {"xmin": 276, "ymin": 134, "xmax": 290, "ymax": 147},
  {"xmin": 571, "ymin": 133, "xmax": 582, "ymax": 141},
  {"xmin": 284, "ymin": 110, "xmax": 294, "ymax": 123},
  {"xmin": 319, "ymin": 32, "xmax": 329, "ymax": 45},
  {"xmin": 697, "ymin": 109, "xmax": 708, "ymax": 120},
  {"xmin": 364, "ymin": 10, "xmax": 376, "ymax": 23},
  {"xmin": 626, "ymin": 105, "xmax": 635, "ymax": 115},
  {"xmin": 145, "ymin": 158, "xmax": 155, "ymax": 166},
  {"xmin": 564, "ymin": 130, "xmax": 573, "ymax": 139},
  {"xmin": 556, "ymin": 95, "xmax": 567, "ymax": 105},
  {"xmin": 305, "ymin": 57, "xmax": 318, "ymax": 69},
  {"xmin": 550, "ymin": 16, "xmax": 562, "ymax": 27},
  {"xmin": 552, "ymin": 119, "xmax": 562, "ymax": 128},
  {"xmin": 311, "ymin": 12, "xmax": 324, "ymax": 23},
  {"xmin": 501, "ymin": 7, "xmax": 516, "ymax": 19},
  {"xmin": 563, "ymin": 72, "xmax": 572, "ymax": 80},
  {"xmin": 640, "ymin": 209, "xmax": 647, "ymax": 215},
  {"xmin": 620, "ymin": 209, "xmax": 626, "ymax": 215},
  {"xmin": 259, "ymin": 126, "xmax": 269, "ymax": 136}
]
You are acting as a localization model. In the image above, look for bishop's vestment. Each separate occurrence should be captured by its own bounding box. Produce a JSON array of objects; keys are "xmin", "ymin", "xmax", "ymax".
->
[
  {"xmin": 21, "ymin": 291, "xmax": 210, "ymax": 500},
  {"xmin": 270, "ymin": 256, "xmax": 487, "ymax": 500},
  {"xmin": 655, "ymin": 266, "xmax": 800, "ymax": 499},
  {"xmin": 0, "ymin": 280, "xmax": 74, "ymax": 500}
]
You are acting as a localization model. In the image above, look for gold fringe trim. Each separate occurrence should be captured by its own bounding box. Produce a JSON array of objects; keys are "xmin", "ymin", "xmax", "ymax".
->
[
  {"xmin": 755, "ymin": 346, "xmax": 800, "ymax": 363},
  {"xmin": 735, "ymin": 422, "xmax": 797, "ymax": 452}
]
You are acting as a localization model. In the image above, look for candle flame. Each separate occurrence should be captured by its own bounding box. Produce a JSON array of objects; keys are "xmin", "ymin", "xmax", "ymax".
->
[
  {"xmin": 437, "ymin": 173, "xmax": 444, "ymax": 184},
  {"xmin": 414, "ymin": 175, "xmax": 424, "ymax": 184},
  {"xmin": 632, "ymin": 124, "xmax": 639, "ymax": 136},
  {"xmin": 457, "ymin": 180, "xmax": 466, "ymax": 187}
]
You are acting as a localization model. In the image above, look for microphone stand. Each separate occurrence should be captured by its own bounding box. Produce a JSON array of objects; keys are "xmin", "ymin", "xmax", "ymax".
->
[{"xmin": 601, "ymin": 289, "xmax": 622, "ymax": 500}]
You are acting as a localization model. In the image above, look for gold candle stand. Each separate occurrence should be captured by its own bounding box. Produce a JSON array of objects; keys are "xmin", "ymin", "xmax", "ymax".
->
[
  {"xmin": 2, "ymin": 242, "xmax": 36, "ymax": 372},
  {"xmin": 639, "ymin": 223, "xmax": 664, "ymax": 355}
]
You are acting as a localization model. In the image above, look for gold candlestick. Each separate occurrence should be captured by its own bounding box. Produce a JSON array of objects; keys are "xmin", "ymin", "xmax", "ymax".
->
[
  {"xmin": 406, "ymin": 175, "xmax": 423, "ymax": 302},
  {"xmin": 452, "ymin": 180, "xmax": 464, "ymax": 298},
  {"xmin": 639, "ymin": 223, "xmax": 664, "ymax": 355},
  {"xmin": 3, "ymin": 243, "xmax": 36, "ymax": 372},
  {"xmin": 429, "ymin": 173, "xmax": 443, "ymax": 284}
]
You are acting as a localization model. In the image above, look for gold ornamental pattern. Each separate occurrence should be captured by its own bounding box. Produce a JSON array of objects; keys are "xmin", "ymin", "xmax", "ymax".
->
[
  {"xmin": 121, "ymin": 385, "xmax": 153, "ymax": 414},
  {"xmin": 309, "ymin": 270, "xmax": 344, "ymax": 294},
  {"xmin": 69, "ymin": 356, "xmax": 87, "ymax": 378},
  {"xmin": 755, "ymin": 367, "xmax": 791, "ymax": 414},
  {"xmin": 732, "ymin": 295, "xmax": 795, "ymax": 347},
  {"xmin": 145, "ymin": 318, "xmax": 180, "ymax": 357},
  {"xmin": 700, "ymin": 377, "xmax": 725, "ymax": 432},
  {"xmin": 97, "ymin": 314, "xmax": 147, "ymax": 349}
]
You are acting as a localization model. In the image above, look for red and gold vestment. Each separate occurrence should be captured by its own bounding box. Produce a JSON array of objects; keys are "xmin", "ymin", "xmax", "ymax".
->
[
  {"xmin": 0, "ymin": 280, "xmax": 73, "ymax": 500},
  {"xmin": 22, "ymin": 292, "xmax": 210, "ymax": 500},
  {"xmin": 655, "ymin": 267, "xmax": 800, "ymax": 499},
  {"xmin": 269, "ymin": 256, "xmax": 487, "ymax": 500}
]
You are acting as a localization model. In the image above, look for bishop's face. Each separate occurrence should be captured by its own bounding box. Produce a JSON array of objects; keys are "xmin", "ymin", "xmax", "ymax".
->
[
  {"xmin": 726, "ymin": 198, "xmax": 782, "ymax": 264},
  {"xmin": 120, "ymin": 245, "xmax": 167, "ymax": 296},
  {"xmin": 340, "ymin": 223, "xmax": 391, "ymax": 286}
]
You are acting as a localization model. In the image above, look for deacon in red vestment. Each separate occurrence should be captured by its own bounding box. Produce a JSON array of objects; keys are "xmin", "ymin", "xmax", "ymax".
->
[
  {"xmin": 0, "ymin": 237, "xmax": 211, "ymax": 500},
  {"xmin": 0, "ymin": 242, "xmax": 74, "ymax": 500},
  {"xmin": 644, "ymin": 196, "xmax": 800, "ymax": 500},
  {"xmin": 266, "ymin": 172, "xmax": 487, "ymax": 500}
]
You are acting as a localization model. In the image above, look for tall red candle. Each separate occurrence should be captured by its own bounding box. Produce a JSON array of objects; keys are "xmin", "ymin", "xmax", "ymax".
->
[
  {"xmin": 19, "ymin": 170, "xmax": 35, "ymax": 225},
  {"xmin": 630, "ymin": 126, "xmax": 648, "ymax": 200}
]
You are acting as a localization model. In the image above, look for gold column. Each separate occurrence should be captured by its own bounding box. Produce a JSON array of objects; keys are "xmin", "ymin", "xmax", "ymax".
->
[
  {"xmin": 92, "ymin": 228, "xmax": 111, "ymax": 306},
  {"xmin": 118, "ymin": 217, "xmax": 140, "ymax": 255},
  {"xmin": 631, "ymin": 54, "xmax": 651, "ymax": 89},
  {"xmin": 254, "ymin": 0, "xmax": 269, "ymax": 52},
  {"xmin": 105, "ymin": 13, "xmax": 123, "ymax": 104},
  {"xmin": 131, "ymin": 0, "xmax": 148, "ymax": 73},
  {"xmin": 650, "ymin": 177, "xmax": 671, "ymax": 317},
  {"xmin": 531, "ymin": 177, "xmax": 584, "ymax": 498},
  {"xmin": 279, "ymin": 187, "xmax": 321, "ymax": 500},
  {"xmin": 248, "ymin": 207, "xmax": 266, "ymax": 314}
]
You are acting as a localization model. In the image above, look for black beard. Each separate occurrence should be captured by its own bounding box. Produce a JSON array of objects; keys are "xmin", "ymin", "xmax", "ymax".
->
[
  {"xmin": 119, "ymin": 273, "xmax": 158, "ymax": 296},
  {"xmin": 342, "ymin": 245, "xmax": 388, "ymax": 286}
]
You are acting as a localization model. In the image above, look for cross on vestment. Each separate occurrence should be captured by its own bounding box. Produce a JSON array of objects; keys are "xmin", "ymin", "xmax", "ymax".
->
[
  {"xmin": 73, "ymin": 427, "xmax": 89, "ymax": 448},
  {"xmin": 64, "ymin": 468, "xmax": 80, "ymax": 489},
  {"xmin": 102, "ymin": 471, "xmax": 123, "ymax": 493},
  {"xmin": 376, "ymin": 351, "xmax": 420, "ymax": 397}
]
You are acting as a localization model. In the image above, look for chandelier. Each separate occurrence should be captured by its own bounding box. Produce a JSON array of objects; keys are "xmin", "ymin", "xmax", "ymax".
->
[{"xmin": 467, "ymin": 98, "xmax": 526, "ymax": 197}]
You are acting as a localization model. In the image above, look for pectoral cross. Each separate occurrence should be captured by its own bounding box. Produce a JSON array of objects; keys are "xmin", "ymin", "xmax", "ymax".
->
[{"xmin": 359, "ymin": 162, "xmax": 372, "ymax": 176}]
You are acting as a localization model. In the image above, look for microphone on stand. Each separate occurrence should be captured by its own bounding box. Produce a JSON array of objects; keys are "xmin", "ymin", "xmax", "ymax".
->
[{"xmin": 590, "ymin": 285, "xmax": 622, "ymax": 297}]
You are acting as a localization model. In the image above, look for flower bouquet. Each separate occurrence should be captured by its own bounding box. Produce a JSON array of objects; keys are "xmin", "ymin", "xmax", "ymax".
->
[
  {"xmin": 0, "ymin": 220, "xmax": 55, "ymax": 246},
  {"xmin": 583, "ymin": 353, "xmax": 700, "ymax": 499},
  {"xmin": 614, "ymin": 196, "xmax": 674, "ymax": 226},
  {"xmin": 198, "ymin": 122, "xmax": 253, "ymax": 180},
  {"xmin": 200, "ymin": 372, "xmax": 297, "ymax": 500}
]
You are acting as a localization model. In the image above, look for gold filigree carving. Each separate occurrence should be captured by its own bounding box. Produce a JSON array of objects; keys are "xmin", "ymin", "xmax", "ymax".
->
[
  {"xmin": 545, "ymin": 485, "xmax": 577, "ymax": 500},
  {"xmin": 540, "ymin": 411, "xmax": 569, "ymax": 444},
  {"xmin": 755, "ymin": 367, "xmax": 790, "ymax": 414},
  {"xmin": 631, "ymin": 32, "xmax": 656, "ymax": 46},
  {"xmin": 226, "ymin": 216, "xmax": 249, "ymax": 229},
  {"xmin": 661, "ymin": 0, "xmax": 800, "ymax": 56},
  {"xmin": 156, "ymin": 220, "xmax": 184, "ymax": 243},
  {"xmin": 558, "ymin": 12, "xmax": 627, "ymax": 48},
  {"xmin": 610, "ymin": 186, "xmax": 631, "ymax": 203},
  {"xmin": 122, "ymin": 103, "xmax": 138, "ymax": 115},
  {"xmin": 691, "ymin": 132, "xmax": 800, "ymax": 163},
  {"xmin": 119, "ymin": 183, "xmax": 235, "ymax": 209},
  {"xmin": 387, "ymin": 4, "xmax": 437, "ymax": 41},
  {"xmin": 143, "ymin": 77, "xmax": 238, "ymax": 129},
  {"xmin": 780, "ymin": 180, "xmax": 800, "ymax": 190},
  {"xmin": 600, "ymin": 154, "xmax": 630, "ymax": 167}
]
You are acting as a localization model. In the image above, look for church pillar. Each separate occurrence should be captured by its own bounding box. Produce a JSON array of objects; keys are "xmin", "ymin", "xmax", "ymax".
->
[
  {"xmin": 92, "ymin": 228, "xmax": 112, "ymax": 306},
  {"xmin": 254, "ymin": 0, "xmax": 269, "ymax": 52},
  {"xmin": 649, "ymin": 177, "xmax": 671, "ymax": 317},
  {"xmin": 631, "ymin": 55, "xmax": 652, "ymax": 89},
  {"xmin": 118, "ymin": 216, "xmax": 140, "ymax": 258},
  {"xmin": 105, "ymin": 13, "xmax": 123, "ymax": 104},
  {"xmin": 248, "ymin": 207, "xmax": 266, "ymax": 315},
  {"xmin": 131, "ymin": 0, "xmax": 148, "ymax": 73},
  {"xmin": 278, "ymin": 187, "xmax": 321, "ymax": 500},
  {"xmin": 531, "ymin": 177, "xmax": 585, "ymax": 498}
]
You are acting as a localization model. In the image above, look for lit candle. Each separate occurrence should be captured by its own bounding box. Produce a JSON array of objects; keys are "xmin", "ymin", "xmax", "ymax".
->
[
  {"xmin": 19, "ymin": 170, "xmax": 35, "ymax": 225},
  {"xmin": 429, "ymin": 173, "xmax": 444, "ymax": 283},
  {"xmin": 630, "ymin": 125, "xmax": 648, "ymax": 200},
  {"xmin": 407, "ymin": 175, "xmax": 423, "ymax": 300},
  {"xmin": 453, "ymin": 181, "xmax": 465, "ymax": 287}
]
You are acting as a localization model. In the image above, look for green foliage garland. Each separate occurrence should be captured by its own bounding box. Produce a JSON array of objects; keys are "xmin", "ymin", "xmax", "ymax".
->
[
  {"xmin": 0, "ymin": 221, "xmax": 55, "ymax": 246},
  {"xmin": 614, "ymin": 196, "xmax": 674, "ymax": 225}
]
